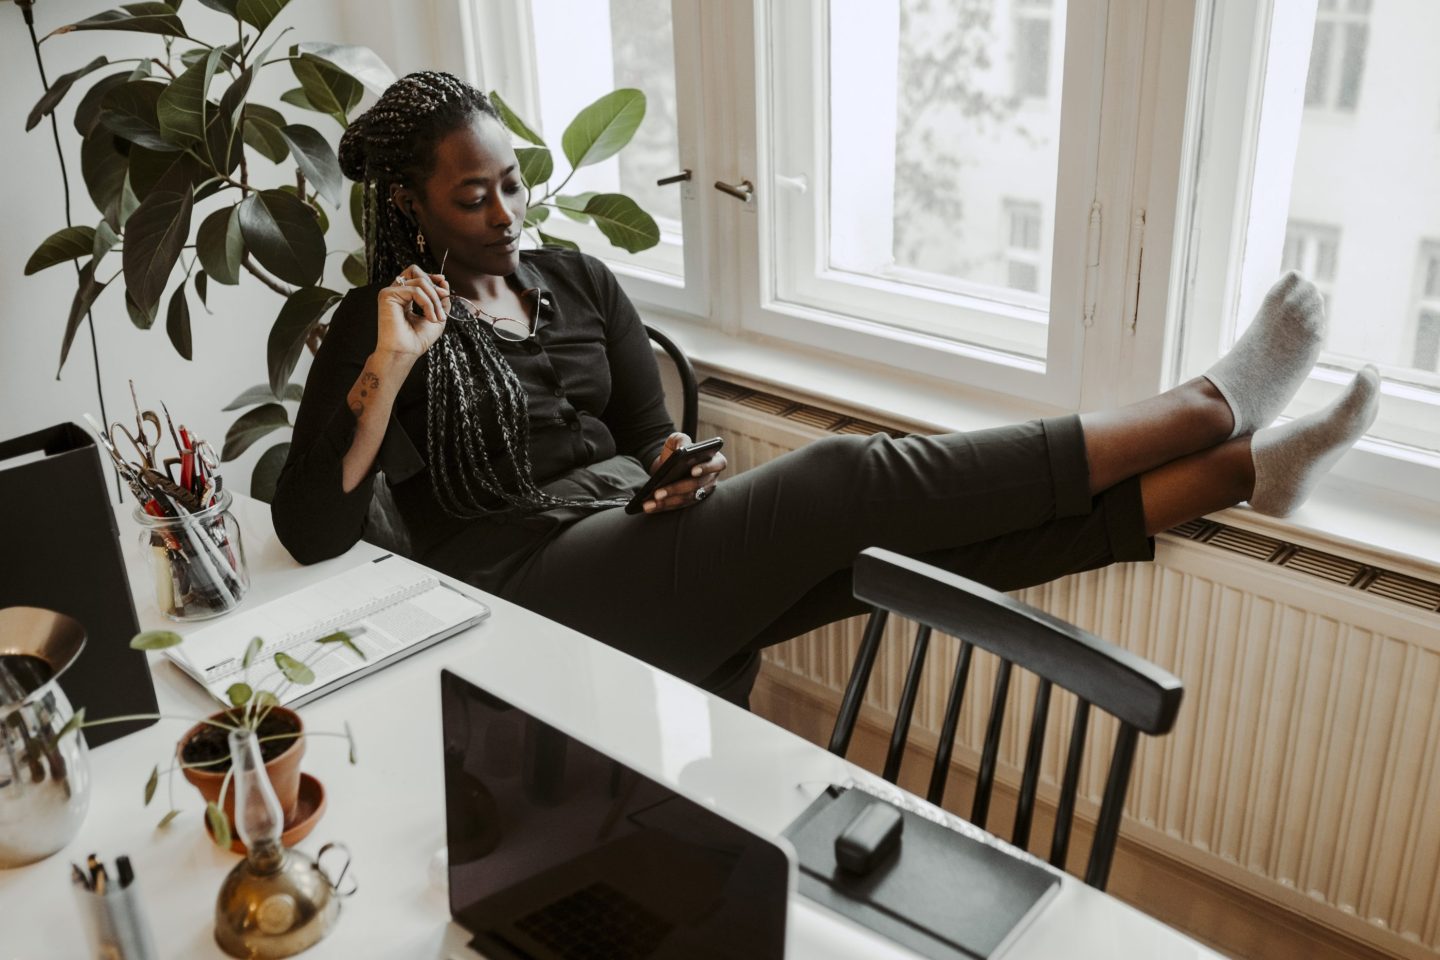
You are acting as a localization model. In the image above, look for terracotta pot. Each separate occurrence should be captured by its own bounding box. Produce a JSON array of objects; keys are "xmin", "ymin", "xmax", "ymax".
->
[{"xmin": 179, "ymin": 707, "xmax": 306, "ymax": 827}]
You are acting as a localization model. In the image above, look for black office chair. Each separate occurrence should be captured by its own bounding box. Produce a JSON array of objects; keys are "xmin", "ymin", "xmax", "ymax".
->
[
  {"xmin": 828, "ymin": 547, "xmax": 1183, "ymax": 891},
  {"xmin": 361, "ymin": 325, "xmax": 700, "ymax": 558}
]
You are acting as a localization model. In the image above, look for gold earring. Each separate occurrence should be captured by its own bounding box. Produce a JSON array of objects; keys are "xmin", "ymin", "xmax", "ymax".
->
[{"xmin": 416, "ymin": 229, "xmax": 427, "ymax": 253}]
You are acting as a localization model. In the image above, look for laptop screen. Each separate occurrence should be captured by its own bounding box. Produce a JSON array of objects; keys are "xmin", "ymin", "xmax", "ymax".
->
[{"xmin": 440, "ymin": 669, "xmax": 790, "ymax": 960}]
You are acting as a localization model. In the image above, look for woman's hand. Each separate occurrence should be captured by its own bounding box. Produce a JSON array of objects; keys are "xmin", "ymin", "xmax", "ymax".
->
[
  {"xmin": 376, "ymin": 263, "xmax": 451, "ymax": 359},
  {"xmin": 642, "ymin": 432, "xmax": 728, "ymax": 514}
]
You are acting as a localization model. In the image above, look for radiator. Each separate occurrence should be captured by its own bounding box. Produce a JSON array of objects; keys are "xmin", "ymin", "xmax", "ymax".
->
[{"xmin": 697, "ymin": 378, "xmax": 1440, "ymax": 959}]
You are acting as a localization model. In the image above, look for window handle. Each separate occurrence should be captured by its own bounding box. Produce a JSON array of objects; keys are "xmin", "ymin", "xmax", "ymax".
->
[
  {"xmin": 656, "ymin": 170, "xmax": 692, "ymax": 186},
  {"xmin": 714, "ymin": 178, "xmax": 755, "ymax": 203}
]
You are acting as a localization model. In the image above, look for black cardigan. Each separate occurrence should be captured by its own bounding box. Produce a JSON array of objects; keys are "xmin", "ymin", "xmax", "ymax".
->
[{"xmin": 271, "ymin": 249, "xmax": 675, "ymax": 589}]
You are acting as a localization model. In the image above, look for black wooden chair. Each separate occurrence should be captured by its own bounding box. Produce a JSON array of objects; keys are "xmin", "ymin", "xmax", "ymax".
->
[
  {"xmin": 363, "ymin": 324, "xmax": 699, "ymax": 558},
  {"xmin": 828, "ymin": 547, "xmax": 1184, "ymax": 891}
]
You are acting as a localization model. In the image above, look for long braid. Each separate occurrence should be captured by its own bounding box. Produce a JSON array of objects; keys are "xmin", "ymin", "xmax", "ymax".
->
[{"xmin": 340, "ymin": 71, "xmax": 622, "ymax": 518}]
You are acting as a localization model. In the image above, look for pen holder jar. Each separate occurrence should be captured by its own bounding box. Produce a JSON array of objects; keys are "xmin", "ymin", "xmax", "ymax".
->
[{"xmin": 133, "ymin": 490, "xmax": 249, "ymax": 621}]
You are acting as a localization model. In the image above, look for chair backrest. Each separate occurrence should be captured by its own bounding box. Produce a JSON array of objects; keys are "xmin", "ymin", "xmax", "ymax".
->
[
  {"xmin": 362, "ymin": 326, "xmax": 700, "ymax": 557},
  {"xmin": 828, "ymin": 547, "xmax": 1183, "ymax": 890}
]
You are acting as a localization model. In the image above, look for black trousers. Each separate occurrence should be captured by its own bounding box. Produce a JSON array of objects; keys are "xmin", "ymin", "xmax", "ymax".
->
[{"xmin": 501, "ymin": 416, "xmax": 1153, "ymax": 701}]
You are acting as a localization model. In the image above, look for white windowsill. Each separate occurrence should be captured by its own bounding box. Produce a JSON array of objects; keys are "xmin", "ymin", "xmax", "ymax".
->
[{"xmin": 644, "ymin": 313, "xmax": 1440, "ymax": 583}]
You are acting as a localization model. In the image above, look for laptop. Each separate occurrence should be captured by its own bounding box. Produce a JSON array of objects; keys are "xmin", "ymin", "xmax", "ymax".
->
[{"xmin": 440, "ymin": 669, "xmax": 793, "ymax": 960}]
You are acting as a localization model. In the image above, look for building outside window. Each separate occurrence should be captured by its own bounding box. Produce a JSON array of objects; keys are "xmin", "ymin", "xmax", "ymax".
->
[
  {"xmin": 1280, "ymin": 221, "xmax": 1340, "ymax": 309},
  {"xmin": 1414, "ymin": 243, "xmax": 1440, "ymax": 372},
  {"xmin": 1003, "ymin": 199, "xmax": 1042, "ymax": 293},
  {"xmin": 1304, "ymin": 0, "xmax": 1371, "ymax": 112},
  {"xmin": 1013, "ymin": 0, "xmax": 1053, "ymax": 101}
]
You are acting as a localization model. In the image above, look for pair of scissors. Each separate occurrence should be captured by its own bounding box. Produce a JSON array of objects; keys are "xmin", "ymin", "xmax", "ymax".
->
[{"xmin": 110, "ymin": 381, "xmax": 166, "ymax": 470}]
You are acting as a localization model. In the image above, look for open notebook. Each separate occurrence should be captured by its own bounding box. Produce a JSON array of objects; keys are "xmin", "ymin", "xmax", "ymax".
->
[{"xmin": 166, "ymin": 554, "xmax": 489, "ymax": 708}]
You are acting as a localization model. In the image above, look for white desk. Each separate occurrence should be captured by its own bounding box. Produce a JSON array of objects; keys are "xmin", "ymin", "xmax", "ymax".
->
[{"xmin": 1, "ymin": 495, "xmax": 1220, "ymax": 959}]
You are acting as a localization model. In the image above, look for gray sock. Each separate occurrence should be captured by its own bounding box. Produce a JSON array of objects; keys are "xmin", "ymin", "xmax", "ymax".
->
[
  {"xmin": 1205, "ymin": 271, "xmax": 1327, "ymax": 438},
  {"xmin": 1249, "ymin": 366, "xmax": 1379, "ymax": 517}
]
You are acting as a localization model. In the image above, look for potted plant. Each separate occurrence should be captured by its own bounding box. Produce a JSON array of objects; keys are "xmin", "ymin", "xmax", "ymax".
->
[
  {"xmin": 22, "ymin": 0, "xmax": 663, "ymax": 500},
  {"xmin": 56, "ymin": 628, "xmax": 360, "ymax": 851}
]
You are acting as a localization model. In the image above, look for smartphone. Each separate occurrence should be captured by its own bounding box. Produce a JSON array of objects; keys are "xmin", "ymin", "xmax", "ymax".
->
[{"xmin": 625, "ymin": 437, "xmax": 725, "ymax": 514}]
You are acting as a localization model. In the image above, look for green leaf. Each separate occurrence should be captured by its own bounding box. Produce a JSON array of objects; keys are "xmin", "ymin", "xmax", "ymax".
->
[
  {"xmin": 237, "ymin": 189, "xmax": 325, "ymax": 286},
  {"xmin": 489, "ymin": 90, "xmax": 545, "ymax": 146},
  {"xmin": 157, "ymin": 45, "xmax": 222, "ymax": 143},
  {"xmin": 157, "ymin": 809, "xmax": 182, "ymax": 829},
  {"xmin": 342, "ymin": 250, "xmax": 368, "ymax": 286},
  {"xmin": 276, "ymin": 185, "xmax": 329, "ymax": 234},
  {"xmin": 144, "ymin": 764, "xmax": 159, "ymax": 805},
  {"xmin": 206, "ymin": 802, "xmax": 231, "ymax": 849},
  {"xmin": 47, "ymin": 3, "xmax": 187, "ymax": 40},
  {"xmin": 221, "ymin": 403, "xmax": 289, "ymax": 461},
  {"xmin": 294, "ymin": 42, "xmax": 396, "ymax": 95},
  {"xmin": 125, "ymin": 288, "xmax": 158, "ymax": 330},
  {"xmin": 561, "ymin": 88, "xmax": 645, "ymax": 171},
  {"xmin": 242, "ymin": 636, "xmax": 263, "ymax": 669},
  {"xmin": 93, "ymin": 221, "xmax": 121, "ymax": 265},
  {"xmin": 196, "ymin": 0, "xmax": 239, "ymax": 14},
  {"xmin": 81, "ymin": 135, "xmax": 129, "ymax": 228},
  {"xmin": 122, "ymin": 188, "xmax": 193, "ymax": 317},
  {"xmin": 98, "ymin": 80, "xmax": 177, "ymax": 152},
  {"xmin": 554, "ymin": 192, "xmax": 598, "ymax": 223},
  {"xmin": 196, "ymin": 205, "xmax": 244, "ymax": 285},
  {"xmin": 166, "ymin": 286, "xmax": 192, "ymax": 360},
  {"xmin": 74, "ymin": 72, "xmax": 131, "ymax": 138},
  {"xmin": 126, "ymin": 146, "xmax": 200, "ymax": 202},
  {"xmin": 254, "ymin": 690, "xmax": 279, "ymax": 709},
  {"xmin": 279, "ymin": 86, "xmax": 317, "ymax": 113},
  {"xmin": 235, "ymin": 0, "xmax": 291, "ymax": 32},
  {"xmin": 517, "ymin": 146, "xmax": 553, "ymax": 190},
  {"xmin": 274, "ymin": 650, "xmax": 314, "ymax": 685},
  {"xmin": 267, "ymin": 286, "xmax": 341, "ymax": 396},
  {"xmin": 242, "ymin": 104, "xmax": 290, "ymax": 163},
  {"xmin": 128, "ymin": 59, "xmax": 153, "ymax": 81},
  {"xmin": 316, "ymin": 630, "xmax": 366, "ymax": 660},
  {"xmin": 130, "ymin": 629, "xmax": 184, "ymax": 650},
  {"xmin": 194, "ymin": 269, "xmax": 209, "ymax": 309},
  {"xmin": 345, "ymin": 720, "xmax": 356, "ymax": 764},
  {"xmin": 536, "ymin": 231, "xmax": 579, "ymax": 252},
  {"xmin": 27, "ymin": 56, "xmax": 108, "ymax": 132},
  {"xmin": 583, "ymin": 193, "xmax": 660, "ymax": 253},
  {"xmin": 226, "ymin": 682, "xmax": 253, "ymax": 707},
  {"xmin": 251, "ymin": 442, "xmax": 290, "ymax": 503},
  {"xmin": 57, "ymin": 262, "xmax": 108, "ymax": 377},
  {"xmin": 223, "ymin": 383, "xmax": 303, "ymax": 411},
  {"xmin": 278, "ymin": 123, "xmax": 343, "ymax": 207},
  {"xmin": 523, "ymin": 205, "xmax": 550, "ymax": 228},
  {"xmin": 25, "ymin": 226, "xmax": 96, "ymax": 276},
  {"xmin": 289, "ymin": 57, "xmax": 361, "ymax": 125},
  {"xmin": 54, "ymin": 707, "xmax": 86, "ymax": 743},
  {"xmin": 204, "ymin": 71, "xmax": 252, "ymax": 174},
  {"xmin": 349, "ymin": 182, "xmax": 366, "ymax": 234}
]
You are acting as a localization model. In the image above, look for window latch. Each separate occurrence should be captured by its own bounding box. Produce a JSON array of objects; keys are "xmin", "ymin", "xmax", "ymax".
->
[
  {"xmin": 714, "ymin": 179, "xmax": 755, "ymax": 203},
  {"xmin": 656, "ymin": 170, "xmax": 692, "ymax": 186}
]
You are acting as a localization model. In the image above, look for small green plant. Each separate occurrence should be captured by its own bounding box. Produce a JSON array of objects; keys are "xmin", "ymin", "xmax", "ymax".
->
[{"xmin": 57, "ymin": 628, "xmax": 360, "ymax": 849}]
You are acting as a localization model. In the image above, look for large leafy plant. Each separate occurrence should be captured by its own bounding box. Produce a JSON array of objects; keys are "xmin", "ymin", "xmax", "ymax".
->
[{"xmin": 24, "ymin": 0, "xmax": 661, "ymax": 500}]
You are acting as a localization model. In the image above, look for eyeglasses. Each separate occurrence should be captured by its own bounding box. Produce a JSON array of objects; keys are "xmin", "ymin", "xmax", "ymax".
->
[{"xmin": 447, "ymin": 294, "xmax": 531, "ymax": 342}]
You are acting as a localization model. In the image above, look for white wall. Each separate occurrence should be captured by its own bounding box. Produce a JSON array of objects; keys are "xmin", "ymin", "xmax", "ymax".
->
[{"xmin": 0, "ymin": 0, "xmax": 467, "ymax": 498}]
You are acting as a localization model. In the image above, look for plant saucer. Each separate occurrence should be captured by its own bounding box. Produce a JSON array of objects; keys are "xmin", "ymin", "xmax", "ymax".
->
[{"xmin": 206, "ymin": 772, "xmax": 327, "ymax": 855}]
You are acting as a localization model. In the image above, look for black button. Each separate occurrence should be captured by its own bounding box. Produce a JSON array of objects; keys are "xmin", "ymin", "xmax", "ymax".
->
[{"xmin": 553, "ymin": 388, "xmax": 564, "ymax": 398}]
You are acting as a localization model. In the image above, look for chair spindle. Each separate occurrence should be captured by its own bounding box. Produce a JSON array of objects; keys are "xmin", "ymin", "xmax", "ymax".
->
[
  {"xmin": 1011, "ymin": 678, "xmax": 1052, "ymax": 850},
  {"xmin": 926, "ymin": 640, "xmax": 974, "ymax": 805},
  {"xmin": 1084, "ymin": 722, "xmax": 1139, "ymax": 889},
  {"xmin": 1048, "ymin": 698, "xmax": 1091, "ymax": 871},
  {"xmin": 970, "ymin": 658, "xmax": 1012, "ymax": 831},
  {"xmin": 828, "ymin": 607, "xmax": 889, "ymax": 756},
  {"xmin": 883, "ymin": 625, "xmax": 932, "ymax": 783}
]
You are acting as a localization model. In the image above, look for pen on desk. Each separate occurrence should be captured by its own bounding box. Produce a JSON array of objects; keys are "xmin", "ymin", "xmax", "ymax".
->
[
  {"xmin": 72, "ymin": 862, "xmax": 91, "ymax": 890},
  {"xmin": 117, "ymin": 855, "xmax": 134, "ymax": 890},
  {"xmin": 94, "ymin": 862, "xmax": 108, "ymax": 896}
]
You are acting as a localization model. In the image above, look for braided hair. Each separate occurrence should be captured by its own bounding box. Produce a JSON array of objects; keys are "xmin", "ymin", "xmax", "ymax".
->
[{"xmin": 339, "ymin": 71, "xmax": 611, "ymax": 518}]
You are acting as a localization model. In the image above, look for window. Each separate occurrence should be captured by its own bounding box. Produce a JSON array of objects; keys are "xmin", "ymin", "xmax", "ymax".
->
[
  {"xmin": 1304, "ymin": 0, "xmax": 1371, "ymax": 112},
  {"xmin": 1004, "ymin": 199, "xmax": 1043, "ymax": 293},
  {"xmin": 1280, "ymin": 221, "xmax": 1340, "ymax": 308},
  {"xmin": 468, "ymin": 0, "xmax": 707, "ymax": 315},
  {"xmin": 1414, "ymin": 243, "xmax": 1440, "ymax": 372},
  {"xmin": 1013, "ymin": 0, "xmax": 1053, "ymax": 100}
]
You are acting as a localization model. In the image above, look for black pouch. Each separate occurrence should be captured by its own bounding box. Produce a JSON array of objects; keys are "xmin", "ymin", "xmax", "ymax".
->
[{"xmin": 0, "ymin": 423, "xmax": 159, "ymax": 747}]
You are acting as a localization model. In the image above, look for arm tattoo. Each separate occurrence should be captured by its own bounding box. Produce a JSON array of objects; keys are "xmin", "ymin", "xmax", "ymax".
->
[
  {"xmin": 350, "ymin": 399, "xmax": 364, "ymax": 418},
  {"xmin": 361, "ymin": 371, "xmax": 380, "ymax": 390}
]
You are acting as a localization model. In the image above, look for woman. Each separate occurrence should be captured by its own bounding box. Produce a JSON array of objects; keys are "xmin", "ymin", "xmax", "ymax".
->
[{"xmin": 272, "ymin": 72, "xmax": 1378, "ymax": 703}]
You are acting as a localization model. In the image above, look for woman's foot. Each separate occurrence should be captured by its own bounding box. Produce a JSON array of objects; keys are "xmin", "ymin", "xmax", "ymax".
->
[
  {"xmin": 1205, "ymin": 271, "xmax": 1327, "ymax": 438},
  {"xmin": 1248, "ymin": 366, "xmax": 1380, "ymax": 516}
]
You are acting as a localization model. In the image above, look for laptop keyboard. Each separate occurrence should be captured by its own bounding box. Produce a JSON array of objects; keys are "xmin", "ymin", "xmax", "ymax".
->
[{"xmin": 514, "ymin": 881, "xmax": 674, "ymax": 959}]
